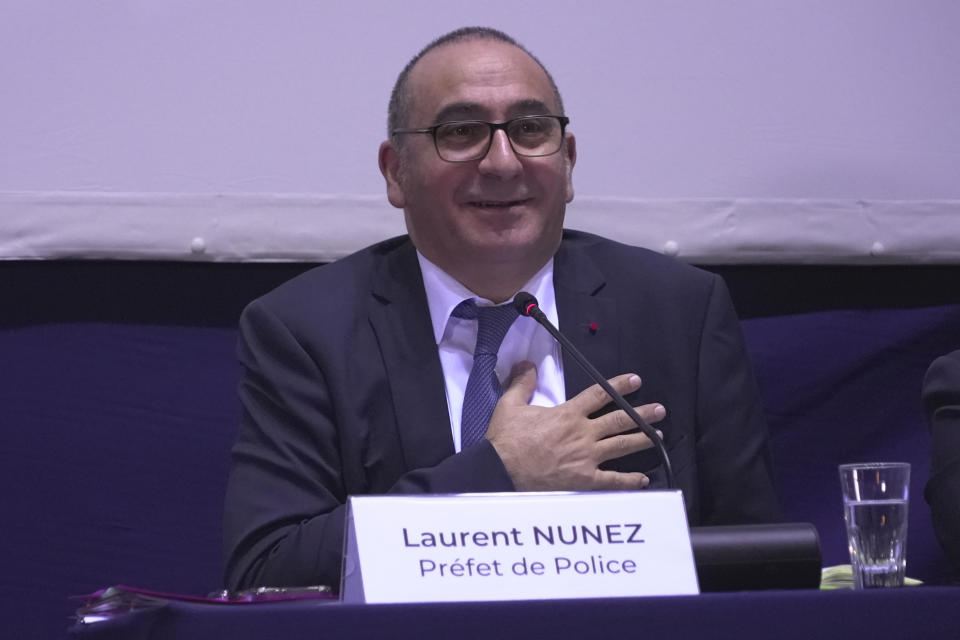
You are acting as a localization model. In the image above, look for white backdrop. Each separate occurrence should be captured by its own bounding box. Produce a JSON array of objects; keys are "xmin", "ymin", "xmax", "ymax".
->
[{"xmin": 2, "ymin": 1, "xmax": 958, "ymax": 262}]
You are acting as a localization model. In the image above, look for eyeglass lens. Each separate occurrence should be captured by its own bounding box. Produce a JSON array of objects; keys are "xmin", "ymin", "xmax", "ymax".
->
[{"xmin": 434, "ymin": 117, "xmax": 562, "ymax": 161}]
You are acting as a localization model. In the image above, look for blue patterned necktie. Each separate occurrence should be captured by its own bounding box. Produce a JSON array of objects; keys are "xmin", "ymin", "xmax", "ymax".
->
[{"xmin": 454, "ymin": 299, "xmax": 519, "ymax": 449}]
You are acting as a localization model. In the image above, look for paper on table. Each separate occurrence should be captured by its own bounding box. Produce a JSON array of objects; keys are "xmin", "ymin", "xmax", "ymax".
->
[{"xmin": 819, "ymin": 565, "xmax": 923, "ymax": 590}]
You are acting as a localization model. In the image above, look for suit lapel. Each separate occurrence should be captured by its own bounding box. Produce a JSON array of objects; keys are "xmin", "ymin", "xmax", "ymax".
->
[
  {"xmin": 368, "ymin": 241, "xmax": 455, "ymax": 469},
  {"xmin": 366, "ymin": 235, "xmax": 622, "ymax": 470},
  {"xmin": 554, "ymin": 239, "xmax": 620, "ymax": 399}
]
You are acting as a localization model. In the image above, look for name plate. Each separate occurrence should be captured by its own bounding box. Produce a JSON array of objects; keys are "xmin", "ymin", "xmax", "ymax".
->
[{"xmin": 340, "ymin": 491, "xmax": 698, "ymax": 603}]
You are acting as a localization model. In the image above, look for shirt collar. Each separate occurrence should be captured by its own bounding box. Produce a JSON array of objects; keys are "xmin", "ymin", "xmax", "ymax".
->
[{"xmin": 417, "ymin": 252, "xmax": 556, "ymax": 345}]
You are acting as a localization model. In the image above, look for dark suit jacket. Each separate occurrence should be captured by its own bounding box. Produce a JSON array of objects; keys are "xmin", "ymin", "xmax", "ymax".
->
[
  {"xmin": 222, "ymin": 230, "xmax": 780, "ymax": 591},
  {"xmin": 923, "ymin": 349, "xmax": 960, "ymax": 572}
]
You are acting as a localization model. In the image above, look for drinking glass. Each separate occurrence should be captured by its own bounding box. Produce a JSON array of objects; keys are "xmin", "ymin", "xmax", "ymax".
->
[{"xmin": 838, "ymin": 462, "xmax": 910, "ymax": 588}]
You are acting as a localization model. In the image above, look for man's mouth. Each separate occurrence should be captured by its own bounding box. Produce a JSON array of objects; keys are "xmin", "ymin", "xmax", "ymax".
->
[{"xmin": 467, "ymin": 199, "xmax": 529, "ymax": 208}]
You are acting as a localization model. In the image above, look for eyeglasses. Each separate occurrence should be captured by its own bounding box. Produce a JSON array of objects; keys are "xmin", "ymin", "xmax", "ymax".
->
[{"xmin": 392, "ymin": 115, "xmax": 569, "ymax": 163}]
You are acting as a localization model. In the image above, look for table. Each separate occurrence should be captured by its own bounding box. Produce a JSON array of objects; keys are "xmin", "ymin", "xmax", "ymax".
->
[{"xmin": 69, "ymin": 587, "xmax": 960, "ymax": 640}]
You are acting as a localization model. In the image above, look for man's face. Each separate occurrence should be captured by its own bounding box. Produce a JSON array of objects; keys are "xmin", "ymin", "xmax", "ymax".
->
[{"xmin": 380, "ymin": 39, "xmax": 576, "ymax": 288}]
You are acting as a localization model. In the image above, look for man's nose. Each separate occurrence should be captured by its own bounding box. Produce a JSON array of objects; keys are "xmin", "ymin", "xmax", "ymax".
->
[{"xmin": 478, "ymin": 129, "xmax": 523, "ymax": 178}]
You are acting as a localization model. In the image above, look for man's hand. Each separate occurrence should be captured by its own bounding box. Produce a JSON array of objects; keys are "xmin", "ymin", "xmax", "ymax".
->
[{"xmin": 485, "ymin": 361, "xmax": 666, "ymax": 492}]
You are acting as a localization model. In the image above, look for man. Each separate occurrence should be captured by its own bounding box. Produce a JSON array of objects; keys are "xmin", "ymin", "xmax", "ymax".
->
[
  {"xmin": 922, "ymin": 349, "xmax": 960, "ymax": 575},
  {"xmin": 222, "ymin": 27, "xmax": 780, "ymax": 591}
]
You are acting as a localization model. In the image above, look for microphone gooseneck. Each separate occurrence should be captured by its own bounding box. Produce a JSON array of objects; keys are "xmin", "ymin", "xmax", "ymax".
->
[{"xmin": 512, "ymin": 291, "xmax": 675, "ymax": 489}]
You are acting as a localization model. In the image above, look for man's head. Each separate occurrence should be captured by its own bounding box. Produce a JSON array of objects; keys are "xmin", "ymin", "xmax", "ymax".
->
[
  {"xmin": 378, "ymin": 27, "xmax": 576, "ymax": 302},
  {"xmin": 387, "ymin": 27, "xmax": 565, "ymax": 140}
]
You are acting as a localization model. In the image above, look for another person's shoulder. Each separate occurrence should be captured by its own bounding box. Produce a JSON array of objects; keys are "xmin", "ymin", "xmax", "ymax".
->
[
  {"xmin": 927, "ymin": 350, "xmax": 960, "ymax": 378},
  {"xmin": 923, "ymin": 349, "xmax": 960, "ymax": 412}
]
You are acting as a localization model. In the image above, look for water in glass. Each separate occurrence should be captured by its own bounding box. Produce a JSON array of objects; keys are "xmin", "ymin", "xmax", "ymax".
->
[{"xmin": 843, "ymin": 498, "xmax": 908, "ymax": 588}]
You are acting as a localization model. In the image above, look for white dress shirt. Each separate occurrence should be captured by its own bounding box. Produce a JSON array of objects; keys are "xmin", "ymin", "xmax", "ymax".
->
[{"xmin": 417, "ymin": 252, "xmax": 566, "ymax": 452}]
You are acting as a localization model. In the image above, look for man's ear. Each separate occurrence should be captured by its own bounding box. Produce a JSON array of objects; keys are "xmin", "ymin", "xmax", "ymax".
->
[
  {"xmin": 563, "ymin": 131, "xmax": 576, "ymax": 203},
  {"xmin": 379, "ymin": 141, "xmax": 406, "ymax": 209}
]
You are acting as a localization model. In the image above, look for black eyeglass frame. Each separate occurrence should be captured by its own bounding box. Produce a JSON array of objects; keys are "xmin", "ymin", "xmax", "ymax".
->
[{"xmin": 391, "ymin": 115, "xmax": 570, "ymax": 163}]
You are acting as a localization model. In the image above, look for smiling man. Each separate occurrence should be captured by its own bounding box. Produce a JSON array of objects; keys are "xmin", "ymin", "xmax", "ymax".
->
[
  {"xmin": 380, "ymin": 36, "xmax": 573, "ymax": 304},
  {"xmin": 222, "ymin": 27, "xmax": 780, "ymax": 592}
]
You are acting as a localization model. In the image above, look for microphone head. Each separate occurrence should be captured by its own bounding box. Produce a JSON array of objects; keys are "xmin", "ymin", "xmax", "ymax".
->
[{"xmin": 513, "ymin": 291, "xmax": 539, "ymax": 317}]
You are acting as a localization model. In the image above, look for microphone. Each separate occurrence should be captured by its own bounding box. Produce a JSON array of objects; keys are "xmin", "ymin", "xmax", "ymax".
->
[{"xmin": 513, "ymin": 291, "xmax": 675, "ymax": 489}]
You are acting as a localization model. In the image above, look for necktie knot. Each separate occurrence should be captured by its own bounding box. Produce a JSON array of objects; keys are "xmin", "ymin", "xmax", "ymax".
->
[{"xmin": 452, "ymin": 299, "xmax": 519, "ymax": 355}]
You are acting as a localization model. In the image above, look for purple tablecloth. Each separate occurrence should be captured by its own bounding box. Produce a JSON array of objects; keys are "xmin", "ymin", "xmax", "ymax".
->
[{"xmin": 69, "ymin": 587, "xmax": 960, "ymax": 640}]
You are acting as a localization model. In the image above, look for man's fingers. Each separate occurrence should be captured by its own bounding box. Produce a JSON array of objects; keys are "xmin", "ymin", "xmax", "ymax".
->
[
  {"xmin": 591, "ymin": 469, "xmax": 650, "ymax": 491},
  {"xmin": 567, "ymin": 373, "xmax": 642, "ymax": 414},
  {"xmin": 594, "ymin": 432, "xmax": 656, "ymax": 462},
  {"xmin": 493, "ymin": 365, "xmax": 664, "ymax": 492},
  {"xmin": 499, "ymin": 360, "xmax": 538, "ymax": 406},
  {"xmin": 593, "ymin": 402, "xmax": 666, "ymax": 439}
]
